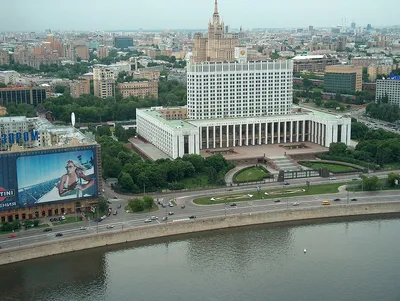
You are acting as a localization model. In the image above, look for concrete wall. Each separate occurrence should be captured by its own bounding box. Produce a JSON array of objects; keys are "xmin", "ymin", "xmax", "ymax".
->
[{"xmin": 1, "ymin": 202, "xmax": 400, "ymax": 266}]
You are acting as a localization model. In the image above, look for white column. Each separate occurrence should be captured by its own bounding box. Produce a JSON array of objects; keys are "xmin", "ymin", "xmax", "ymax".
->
[
  {"xmin": 259, "ymin": 123, "xmax": 262, "ymax": 145},
  {"xmin": 290, "ymin": 121, "xmax": 293, "ymax": 143},
  {"xmin": 346, "ymin": 123, "xmax": 351, "ymax": 146},
  {"xmin": 265, "ymin": 122, "xmax": 268, "ymax": 144},
  {"xmin": 226, "ymin": 125, "xmax": 229, "ymax": 148},
  {"xmin": 252, "ymin": 123, "xmax": 255, "ymax": 145},
  {"xmin": 246, "ymin": 123, "xmax": 249, "ymax": 146},
  {"xmin": 271, "ymin": 122, "xmax": 275, "ymax": 144},
  {"xmin": 195, "ymin": 133, "xmax": 200, "ymax": 154},
  {"xmin": 179, "ymin": 135, "xmax": 184, "ymax": 157},
  {"xmin": 341, "ymin": 124, "xmax": 347, "ymax": 145},
  {"xmin": 233, "ymin": 125, "xmax": 236, "ymax": 147},
  {"xmin": 284, "ymin": 121, "xmax": 287, "ymax": 143},
  {"xmin": 219, "ymin": 125, "xmax": 222, "ymax": 148},
  {"xmin": 239, "ymin": 124, "xmax": 243, "ymax": 146},
  {"xmin": 296, "ymin": 121, "xmax": 299, "ymax": 142},
  {"xmin": 277, "ymin": 121, "xmax": 281, "ymax": 144},
  {"xmin": 213, "ymin": 125, "xmax": 216, "ymax": 148},
  {"xmin": 302, "ymin": 121, "xmax": 306, "ymax": 142},
  {"xmin": 199, "ymin": 127, "xmax": 202, "ymax": 149},
  {"xmin": 206, "ymin": 126, "xmax": 209, "ymax": 149}
]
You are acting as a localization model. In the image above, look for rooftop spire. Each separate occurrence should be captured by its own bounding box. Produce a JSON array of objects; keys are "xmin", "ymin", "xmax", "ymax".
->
[{"xmin": 213, "ymin": 0, "xmax": 220, "ymax": 24}]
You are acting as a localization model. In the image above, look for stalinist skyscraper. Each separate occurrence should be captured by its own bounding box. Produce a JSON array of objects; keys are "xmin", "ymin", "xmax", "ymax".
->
[{"xmin": 192, "ymin": 0, "xmax": 240, "ymax": 62}]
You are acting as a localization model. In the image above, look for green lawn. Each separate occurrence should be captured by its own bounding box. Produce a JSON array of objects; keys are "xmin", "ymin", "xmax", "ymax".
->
[
  {"xmin": 299, "ymin": 162, "xmax": 358, "ymax": 172},
  {"xmin": 234, "ymin": 167, "xmax": 270, "ymax": 183},
  {"xmin": 178, "ymin": 174, "xmax": 219, "ymax": 189},
  {"xmin": 193, "ymin": 182, "xmax": 345, "ymax": 205}
]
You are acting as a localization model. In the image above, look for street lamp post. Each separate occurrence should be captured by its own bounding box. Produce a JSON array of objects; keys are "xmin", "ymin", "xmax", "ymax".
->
[{"xmin": 224, "ymin": 200, "xmax": 227, "ymax": 217}]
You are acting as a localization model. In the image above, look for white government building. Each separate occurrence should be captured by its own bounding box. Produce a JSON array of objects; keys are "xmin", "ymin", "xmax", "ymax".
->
[{"xmin": 136, "ymin": 2, "xmax": 351, "ymax": 159}]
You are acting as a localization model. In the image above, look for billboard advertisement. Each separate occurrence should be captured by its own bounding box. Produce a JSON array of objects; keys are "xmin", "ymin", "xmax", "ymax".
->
[{"xmin": 0, "ymin": 146, "xmax": 98, "ymax": 211}]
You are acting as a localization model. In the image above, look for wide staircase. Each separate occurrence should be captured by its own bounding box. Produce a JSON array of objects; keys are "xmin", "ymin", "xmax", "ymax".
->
[{"xmin": 269, "ymin": 156, "xmax": 301, "ymax": 172}]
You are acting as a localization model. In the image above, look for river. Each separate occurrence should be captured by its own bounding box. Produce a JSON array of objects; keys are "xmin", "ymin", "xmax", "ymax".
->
[{"xmin": 1, "ymin": 216, "xmax": 400, "ymax": 301}]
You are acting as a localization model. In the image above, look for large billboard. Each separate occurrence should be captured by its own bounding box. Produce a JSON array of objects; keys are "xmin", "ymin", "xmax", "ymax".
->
[{"xmin": 0, "ymin": 146, "xmax": 98, "ymax": 211}]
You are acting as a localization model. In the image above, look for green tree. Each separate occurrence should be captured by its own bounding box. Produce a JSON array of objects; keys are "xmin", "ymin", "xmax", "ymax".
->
[
  {"xmin": 361, "ymin": 175, "xmax": 380, "ymax": 191},
  {"xmin": 98, "ymin": 196, "xmax": 109, "ymax": 213},
  {"xmin": 387, "ymin": 173, "xmax": 400, "ymax": 187},
  {"xmin": 143, "ymin": 196, "xmax": 154, "ymax": 210},
  {"xmin": 329, "ymin": 142, "xmax": 347, "ymax": 156},
  {"xmin": 129, "ymin": 199, "xmax": 145, "ymax": 212},
  {"xmin": 55, "ymin": 85, "xmax": 67, "ymax": 93},
  {"xmin": 119, "ymin": 172, "xmax": 135, "ymax": 191}
]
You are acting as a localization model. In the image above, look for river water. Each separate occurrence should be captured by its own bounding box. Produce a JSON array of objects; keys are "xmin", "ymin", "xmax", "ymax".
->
[{"xmin": 1, "ymin": 216, "xmax": 400, "ymax": 301}]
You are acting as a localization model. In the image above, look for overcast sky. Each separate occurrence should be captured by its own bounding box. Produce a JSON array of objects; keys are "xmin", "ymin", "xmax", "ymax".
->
[{"xmin": 2, "ymin": 0, "xmax": 399, "ymax": 32}]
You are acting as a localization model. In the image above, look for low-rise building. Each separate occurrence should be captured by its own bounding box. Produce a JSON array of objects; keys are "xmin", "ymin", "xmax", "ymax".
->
[
  {"xmin": 118, "ymin": 81, "xmax": 158, "ymax": 99},
  {"xmin": 324, "ymin": 65, "xmax": 363, "ymax": 93},
  {"xmin": 70, "ymin": 79, "xmax": 90, "ymax": 98},
  {"xmin": 0, "ymin": 71, "xmax": 20, "ymax": 84},
  {"xmin": 368, "ymin": 64, "xmax": 399, "ymax": 82},
  {"xmin": 292, "ymin": 55, "xmax": 339, "ymax": 73},
  {"xmin": 0, "ymin": 85, "xmax": 47, "ymax": 106}
]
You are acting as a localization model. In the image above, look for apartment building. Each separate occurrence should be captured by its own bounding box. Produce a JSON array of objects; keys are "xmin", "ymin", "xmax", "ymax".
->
[
  {"xmin": 368, "ymin": 64, "xmax": 399, "ymax": 82},
  {"xmin": 0, "ymin": 50, "xmax": 10, "ymax": 65},
  {"xmin": 118, "ymin": 81, "xmax": 158, "ymax": 99},
  {"xmin": 93, "ymin": 65, "xmax": 116, "ymax": 98},
  {"xmin": 376, "ymin": 78, "xmax": 400, "ymax": 106},
  {"xmin": 70, "ymin": 79, "xmax": 90, "ymax": 98},
  {"xmin": 292, "ymin": 55, "xmax": 339, "ymax": 73}
]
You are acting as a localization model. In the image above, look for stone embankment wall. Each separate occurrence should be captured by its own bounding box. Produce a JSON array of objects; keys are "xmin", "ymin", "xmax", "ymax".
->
[{"xmin": 1, "ymin": 202, "xmax": 400, "ymax": 266}]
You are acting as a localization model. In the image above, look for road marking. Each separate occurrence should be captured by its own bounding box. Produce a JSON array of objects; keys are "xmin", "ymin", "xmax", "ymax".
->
[{"xmin": 173, "ymin": 218, "xmax": 190, "ymax": 222}]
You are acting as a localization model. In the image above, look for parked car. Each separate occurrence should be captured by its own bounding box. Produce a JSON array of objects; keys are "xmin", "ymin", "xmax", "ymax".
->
[
  {"xmin": 274, "ymin": 200, "xmax": 281, "ymax": 203},
  {"xmin": 292, "ymin": 202, "xmax": 300, "ymax": 206},
  {"xmin": 334, "ymin": 198, "xmax": 341, "ymax": 202},
  {"xmin": 351, "ymin": 198, "xmax": 358, "ymax": 202},
  {"xmin": 144, "ymin": 218, "xmax": 152, "ymax": 223},
  {"xmin": 168, "ymin": 212, "xmax": 174, "ymax": 215},
  {"xmin": 43, "ymin": 228, "xmax": 52, "ymax": 232},
  {"xmin": 8, "ymin": 233, "xmax": 16, "ymax": 239},
  {"xmin": 55, "ymin": 233, "xmax": 63, "ymax": 237},
  {"xmin": 189, "ymin": 215, "xmax": 196, "ymax": 219}
]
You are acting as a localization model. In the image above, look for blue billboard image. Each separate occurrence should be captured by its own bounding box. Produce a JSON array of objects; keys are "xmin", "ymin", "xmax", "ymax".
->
[{"xmin": 16, "ymin": 149, "xmax": 97, "ymax": 207}]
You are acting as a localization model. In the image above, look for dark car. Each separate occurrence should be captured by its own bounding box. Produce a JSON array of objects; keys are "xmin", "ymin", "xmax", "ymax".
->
[
  {"xmin": 43, "ymin": 228, "xmax": 52, "ymax": 232},
  {"xmin": 274, "ymin": 200, "xmax": 281, "ymax": 203},
  {"xmin": 55, "ymin": 233, "xmax": 63, "ymax": 237},
  {"xmin": 94, "ymin": 218, "xmax": 102, "ymax": 222},
  {"xmin": 351, "ymin": 198, "xmax": 358, "ymax": 202},
  {"xmin": 117, "ymin": 204, "xmax": 122, "ymax": 209},
  {"xmin": 189, "ymin": 215, "xmax": 196, "ymax": 219},
  {"xmin": 113, "ymin": 196, "xmax": 118, "ymax": 199},
  {"xmin": 230, "ymin": 203, "xmax": 237, "ymax": 206},
  {"xmin": 334, "ymin": 198, "xmax": 341, "ymax": 202},
  {"xmin": 284, "ymin": 182, "xmax": 290, "ymax": 186}
]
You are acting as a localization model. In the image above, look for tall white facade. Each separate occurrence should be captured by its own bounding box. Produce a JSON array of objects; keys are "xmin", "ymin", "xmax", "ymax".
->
[
  {"xmin": 376, "ymin": 79, "xmax": 400, "ymax": 106},
  {"xmin": 187, "ymin": 60, "xmax": 293, "ymax": 120}
]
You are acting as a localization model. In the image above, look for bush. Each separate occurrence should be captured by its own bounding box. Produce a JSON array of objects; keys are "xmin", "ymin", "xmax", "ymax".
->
[
  {"xmin": 168, "ymin": 182, "xmax": 185, "ymax": 190},
  {"xmin": 316, "ymin": 154, "xmax": 380, "ymax": 170},
  {"xmin": 128, "ymin": 199, "xmax": 145, "ymax": 212}
]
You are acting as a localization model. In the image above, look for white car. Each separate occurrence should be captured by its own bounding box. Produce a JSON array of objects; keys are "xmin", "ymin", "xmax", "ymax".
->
[
  {"xmin": 169, "ymin": 203, "xmax": 174, "ymax": 207},
  {"xmin": 80, "ymin": 226, "xmax": 87, "ymax": 230},
  {"xmin": 106, "ymin": 224, "xmax": 114, "ymax": 229},
  {"xmin": 292, "ymin": 202, "xmax": 300, "ymax": 206},
  {"xmin": 329, "ymin": 177, "xmax": 337, "ymax": 180},
  {"xmin": 144, "ymin": 218, "xmax": 152, "ymax": 223},
  {"xmin": 151, "ymin": 216, "xmax": 158, "ymax": 220},
  {"xmin": 101, "ymin": 215, "xmax": 107, "ymax": 220}
]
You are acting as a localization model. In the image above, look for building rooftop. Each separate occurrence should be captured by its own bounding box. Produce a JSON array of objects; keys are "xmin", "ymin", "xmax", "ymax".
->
[
  {"xmin": 139, "ymin": 108, "xmax": 197, "ymax": 130},
  {"xmin": 0, "ymin": 116, "xmax": 27, "ymax": 123},
  {"xmin": 292, "ymin": 55, "xmax": 325, "ymax": 60}
]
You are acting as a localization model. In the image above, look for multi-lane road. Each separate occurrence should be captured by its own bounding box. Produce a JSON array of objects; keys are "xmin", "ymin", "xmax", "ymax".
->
[{"xmin": 1, "ymin": 172, "xmax": 399, "ymax": 250}]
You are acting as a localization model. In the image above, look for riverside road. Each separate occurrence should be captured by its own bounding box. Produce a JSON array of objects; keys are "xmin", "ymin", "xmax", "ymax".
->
[{"xmin": 0, "ymin": 172, "xmax": 399, "ymax": 250}]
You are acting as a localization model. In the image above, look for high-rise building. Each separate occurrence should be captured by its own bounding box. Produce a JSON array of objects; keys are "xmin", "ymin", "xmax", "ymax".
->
[
  {"xmin": 376, "ymin": 78, "xmax": 400, "ymax": 106},
  {"xmin": 337, "ymin": 36, "xmax": 347, "ymax": 51},
  {"xmin": 135, "ymin": 1, "xmax": 352, "ymax": 159},
  {"xmin": 74, "ymin": 45, "xmax": 90, "ymax": 60},
  {"xmin": 351, "ymin": 22, "xmax": 356, "ymax": 29},
  {"xmin": 93, "ymin": 65, "xmax": 117, "ymax": 99},
  {"xmin": 324, "ymin": 65, "xmax": 363, "ymax": 93},
  {"xmin": 192, "ymin": 0, "xmax": 240, "ymax": 62},
  {"xmin": 97, "ymin": 46, "xmax": 109, "ymax": 59}
]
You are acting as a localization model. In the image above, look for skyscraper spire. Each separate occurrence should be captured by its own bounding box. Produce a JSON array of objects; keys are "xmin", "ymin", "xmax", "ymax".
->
[{"xmin": 213, "ymin": 0, "xmax": 220, "ymax": 24}]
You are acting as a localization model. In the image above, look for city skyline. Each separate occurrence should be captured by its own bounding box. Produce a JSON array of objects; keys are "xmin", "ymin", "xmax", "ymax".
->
[{"xmin": 2, "ymin": 0, "xmax": 399, "ymax": 32}]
